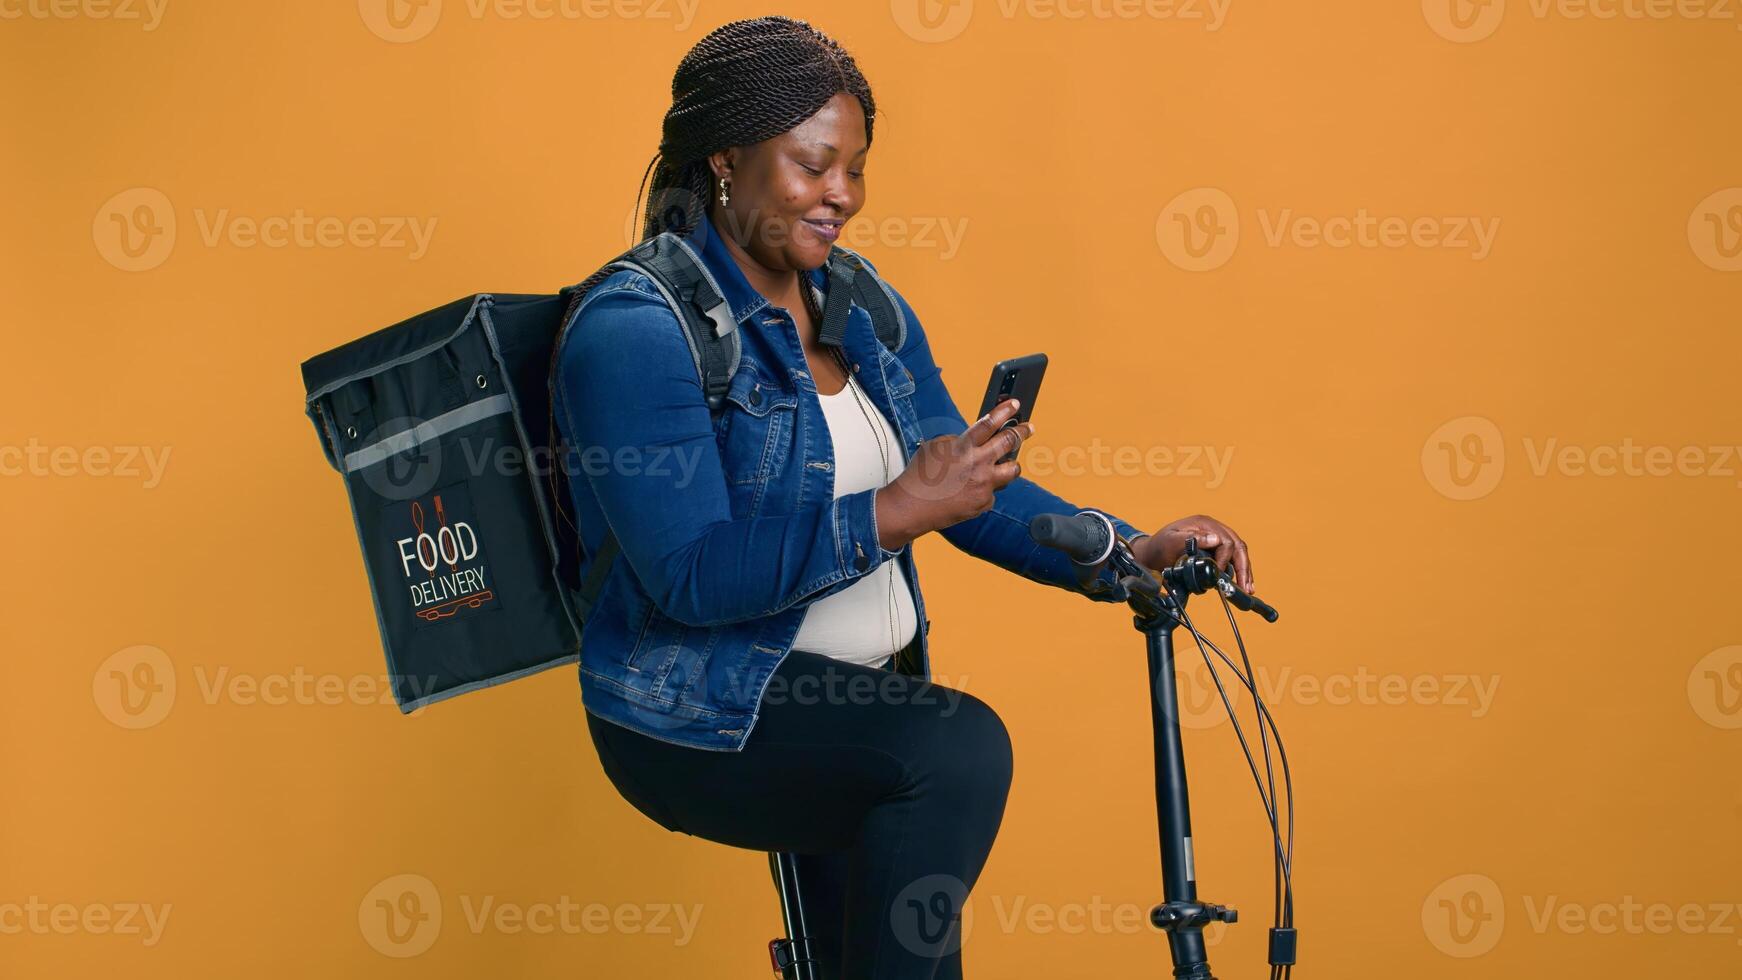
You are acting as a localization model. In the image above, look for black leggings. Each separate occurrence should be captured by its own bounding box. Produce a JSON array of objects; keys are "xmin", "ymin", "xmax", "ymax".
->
[{"xmin": 586, "ymin": 647, "xmax": 1014, "ymax": 979}]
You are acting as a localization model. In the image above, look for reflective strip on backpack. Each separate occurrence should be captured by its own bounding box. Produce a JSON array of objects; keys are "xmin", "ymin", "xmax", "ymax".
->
[{"xmin": 342, "ymin": 393, "xmax": 513, "ymax": 472}]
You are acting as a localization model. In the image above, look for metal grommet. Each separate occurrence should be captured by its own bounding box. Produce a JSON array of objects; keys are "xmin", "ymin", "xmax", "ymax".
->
[
  {"xmin": 475, "ymin": 374, "xmax": 488, "ymax": 389},
  {"xmin": 345, "ymin": 425, "xmax": 358, "ymax": 439}
]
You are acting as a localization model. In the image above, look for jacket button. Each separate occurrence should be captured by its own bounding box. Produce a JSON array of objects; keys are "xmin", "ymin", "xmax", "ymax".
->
[
  {"xmin": 853, "ymin": 553, "xmax": 870, "ymax": 572},
  {"xmin": 749, "ymin": 388, "xmax": 762, "ymax": 407}
]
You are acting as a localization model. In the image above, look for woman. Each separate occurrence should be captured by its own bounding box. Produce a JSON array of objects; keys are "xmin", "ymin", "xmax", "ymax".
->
[{"xmin": 552, "ymin": 16, "xmax": 1255, "ymax": 979}]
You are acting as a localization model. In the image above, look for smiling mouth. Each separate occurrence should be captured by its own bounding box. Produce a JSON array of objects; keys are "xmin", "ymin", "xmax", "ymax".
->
[{"xmin": 802, "ymin": 219, "xmax": 844, "ymax": 241}]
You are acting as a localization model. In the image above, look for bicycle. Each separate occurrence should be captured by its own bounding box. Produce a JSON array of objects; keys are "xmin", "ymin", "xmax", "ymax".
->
[{"xmin": 764, "ymin": 512, "xmax": 1299, "ymax": 979}]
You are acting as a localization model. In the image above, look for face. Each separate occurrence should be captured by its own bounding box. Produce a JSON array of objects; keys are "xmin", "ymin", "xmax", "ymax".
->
[{"xmin": 706, "ymin": 91, "xmax": 869, "ymax": 274}]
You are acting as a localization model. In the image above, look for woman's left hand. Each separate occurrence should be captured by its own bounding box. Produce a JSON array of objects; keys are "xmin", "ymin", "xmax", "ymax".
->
[{"xmin": 1129, "ymin": 514, "xmax": 1255, "ymax": 593}]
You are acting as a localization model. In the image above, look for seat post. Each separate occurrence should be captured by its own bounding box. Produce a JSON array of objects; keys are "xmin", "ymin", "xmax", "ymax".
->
[{"xmin": 766, "ymin": 851, "xmax": 820, "ymax": 978}]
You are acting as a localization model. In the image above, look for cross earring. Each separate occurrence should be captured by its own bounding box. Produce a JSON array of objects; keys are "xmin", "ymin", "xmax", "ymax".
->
[{"xmin": 718, "ymin": 176, "xmax": 730, "ymax": 207}]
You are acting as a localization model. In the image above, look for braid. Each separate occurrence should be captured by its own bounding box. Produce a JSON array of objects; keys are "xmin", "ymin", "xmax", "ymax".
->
[
  {"xmin": 635, "ymin": 15, "xmax": 876, "ymax": 241},
  {"xmin": 547, "ymin": 18, "xmax": 876, "ymax": 558}
]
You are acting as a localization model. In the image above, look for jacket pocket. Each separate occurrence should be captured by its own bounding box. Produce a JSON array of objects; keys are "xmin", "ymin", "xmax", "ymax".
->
[{"xmin": 714, "ymin": 360, "xmax": 798, "ymax": 517}]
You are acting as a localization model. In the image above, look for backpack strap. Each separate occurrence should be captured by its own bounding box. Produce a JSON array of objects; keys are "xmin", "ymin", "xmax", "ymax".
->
[
  {"xmin": 559, "ymin": 238, "xmax": 906, "ymax": 622},
  {"xmin": 554, "ymin": 232, "xmax": 739, "ymax": 621},
  {"xmin": 827, "ymin": 245, "xmax": 906, "ymax": 355}
]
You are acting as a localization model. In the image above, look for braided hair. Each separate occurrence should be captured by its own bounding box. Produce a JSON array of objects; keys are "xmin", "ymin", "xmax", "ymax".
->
[
  {"xmin": 547, "ymin": 17, "xmax": 876, "ymax": 582},
  {"xmin": 635, "ymin": 15, "xmax": 876, "ymax": 242}
]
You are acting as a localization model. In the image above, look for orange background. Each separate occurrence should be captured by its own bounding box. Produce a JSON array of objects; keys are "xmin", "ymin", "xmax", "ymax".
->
[{"xmin": 5, "ymin": 0, "xmax": 1741, "ymax": 976}]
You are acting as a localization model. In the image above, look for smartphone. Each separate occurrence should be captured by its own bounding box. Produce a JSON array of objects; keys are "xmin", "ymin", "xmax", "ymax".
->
[{"xmin": 976, "ymin": 353, "xmax": 1048, "ymax": 464}]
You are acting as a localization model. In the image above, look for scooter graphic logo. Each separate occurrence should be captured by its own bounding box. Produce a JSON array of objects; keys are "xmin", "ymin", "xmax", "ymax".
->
[{"xmin": 395, "ymin": 488, "xmax": 496, "ymax": 623}]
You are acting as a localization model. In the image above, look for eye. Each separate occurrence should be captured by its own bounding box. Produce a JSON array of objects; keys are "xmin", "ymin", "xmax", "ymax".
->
[{"xmin": 799, "ymin": 164, "xmax": 823, "ymax": 177}]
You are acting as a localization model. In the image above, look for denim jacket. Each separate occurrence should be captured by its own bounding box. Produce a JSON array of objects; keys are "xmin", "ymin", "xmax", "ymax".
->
[{"xmin": 553, "ymin": 210, "xmax": 1148, "ymax": 751}]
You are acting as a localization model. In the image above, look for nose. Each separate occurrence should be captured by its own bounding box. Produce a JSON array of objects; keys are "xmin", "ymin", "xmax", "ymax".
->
[{"xmin": 820, "ymin": 171, "xmax": 856, "ymax": 213}]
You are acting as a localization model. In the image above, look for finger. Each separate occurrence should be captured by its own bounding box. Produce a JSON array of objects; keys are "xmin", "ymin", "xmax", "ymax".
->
[
  {"xmin": 1211, "ymin": 535, "xmax": 1237, "ymax": 576},
  {"xmin": 990, "ymin": 457, "xmax": 1022, "ymax": 488},
  {"xmin": 966, "ymin": 398, "xmax": 1022, "ymax": 447},
  {"xmin": 973, "ymin": 422, "xmax": 1025, "ymax": 465},
  {"xmin": 1232, "ymin": 538, "xmax": 1254, "ymax": 592}
]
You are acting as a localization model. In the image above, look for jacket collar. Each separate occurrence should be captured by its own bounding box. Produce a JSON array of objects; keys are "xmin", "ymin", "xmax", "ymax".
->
[{"xmin": 690, "ymin": 208, "xmax": 829, "ymax": 328}]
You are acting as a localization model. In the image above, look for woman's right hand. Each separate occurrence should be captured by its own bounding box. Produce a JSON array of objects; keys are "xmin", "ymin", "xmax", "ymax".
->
[{"xmin": 875, "ymin": 397, "xmax": 1033, "ymax": 552}]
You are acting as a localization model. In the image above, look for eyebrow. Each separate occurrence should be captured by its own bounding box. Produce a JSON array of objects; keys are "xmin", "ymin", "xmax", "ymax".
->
[{"xmin": 802, "ymin": 140, "xmax": 868, "ymax": 157}]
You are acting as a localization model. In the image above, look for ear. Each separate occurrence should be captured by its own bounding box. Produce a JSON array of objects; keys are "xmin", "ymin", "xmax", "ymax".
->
[{"xmin": 706, "ymin": 149, "xmax": 736, "ymax": 181}]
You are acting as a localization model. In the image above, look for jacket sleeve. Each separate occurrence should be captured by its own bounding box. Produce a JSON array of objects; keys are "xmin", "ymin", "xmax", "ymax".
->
[
  {"xmin": 869, "ymin": 264, "xmax": 1151, "ymax": 603},
  {"xmin": 553, "ymin": 274, "xmax": 901, "ymax": 628}
]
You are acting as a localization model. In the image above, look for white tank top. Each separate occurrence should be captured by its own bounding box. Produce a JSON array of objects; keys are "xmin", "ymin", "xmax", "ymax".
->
[{"xmin": 790, "ymin": 373, "xmax": 919, "ymax": 669}]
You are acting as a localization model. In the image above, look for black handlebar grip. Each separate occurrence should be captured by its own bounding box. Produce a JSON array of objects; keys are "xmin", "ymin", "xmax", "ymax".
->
[{"xmin": 1028, "ymin": 513, "xmax": 1111, "ymax": 565}]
